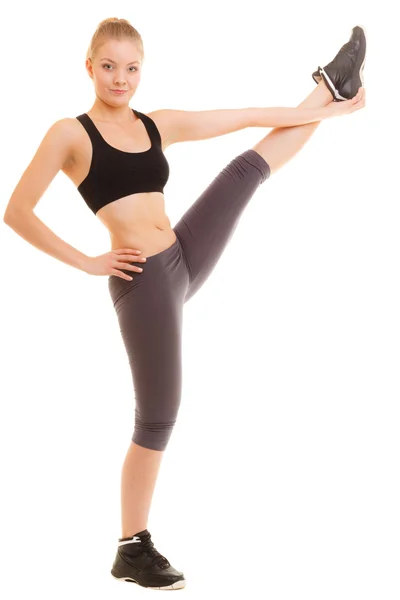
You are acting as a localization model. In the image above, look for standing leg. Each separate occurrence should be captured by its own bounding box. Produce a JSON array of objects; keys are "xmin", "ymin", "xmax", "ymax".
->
[
  {"xmin": 120, "ymin": 441, "xmax": 164, "ymax": 538},
  {"xmin": 108, "ymin": 247, "xmax": 188, "ymax": 538},
  {"xmin": 175, "ymin": 80, "xmax": 334, "ymax": 303}
]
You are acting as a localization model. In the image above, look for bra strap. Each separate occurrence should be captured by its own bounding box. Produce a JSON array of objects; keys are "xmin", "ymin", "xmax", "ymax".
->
[
  {"xmin": 75, "ymin": 113, "xmax": 106, "ymax": 145},
  {"xmin": 132, "ymin": 109, "xmax": 162, "ymax": 146}
]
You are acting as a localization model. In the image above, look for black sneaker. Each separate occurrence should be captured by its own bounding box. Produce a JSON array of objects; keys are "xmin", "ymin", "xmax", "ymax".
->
[
  {"xmin": 312, "ymin": 25, "xmax": 367, "ymax": 101},
  {"xmin": 110, "ymin": 529, "xmax": 186, "ymax": 590}
]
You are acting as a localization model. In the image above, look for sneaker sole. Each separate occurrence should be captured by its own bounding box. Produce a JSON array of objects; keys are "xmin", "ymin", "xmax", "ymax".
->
[
  {"xmin": 321, "ymin": 24, "xmax": 367, "ymax": 101},
  {"xmin": 111, "ymin": 573, "xmax": 187, "ymax": 590}
]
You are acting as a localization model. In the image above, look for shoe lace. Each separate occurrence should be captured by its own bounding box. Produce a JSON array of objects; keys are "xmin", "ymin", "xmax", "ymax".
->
[{"xmin": 140, "ymin": 534, "xmax": 171, "ymax": 569}]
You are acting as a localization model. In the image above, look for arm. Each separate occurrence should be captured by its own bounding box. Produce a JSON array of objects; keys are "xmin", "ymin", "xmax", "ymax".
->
[
  {"xmin": 3, "ymin": 119, "xmax": 89, "ymax": 272},
  {"xmin": 150, "ymin": 105, "xmax": 333, "ymax": 146}
]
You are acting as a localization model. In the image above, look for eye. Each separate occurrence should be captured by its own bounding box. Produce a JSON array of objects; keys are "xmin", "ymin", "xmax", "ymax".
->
[{"xmin": 102, "ymin": 64, "xmax": 137, "ymax": 72}]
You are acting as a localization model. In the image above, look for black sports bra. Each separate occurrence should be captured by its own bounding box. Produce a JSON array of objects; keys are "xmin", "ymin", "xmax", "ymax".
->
[{"xmin": 75, "ymin": 109, "xmax": 170, "ymax": 215}]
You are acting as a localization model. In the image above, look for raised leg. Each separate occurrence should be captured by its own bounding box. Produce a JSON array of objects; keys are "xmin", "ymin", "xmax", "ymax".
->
[
  {"xmin": 175, "ymin": 81, "xmax": 333, "ymax": 304},
  {"xmin": 252, "ymin": 79, "xmax": 333, "ymax": 173}
]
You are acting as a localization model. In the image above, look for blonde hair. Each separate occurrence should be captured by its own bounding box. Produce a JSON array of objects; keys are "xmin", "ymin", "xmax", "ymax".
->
[{"xmin": 86, "ymin": 17, "xmax": 144, "ymax": 63}]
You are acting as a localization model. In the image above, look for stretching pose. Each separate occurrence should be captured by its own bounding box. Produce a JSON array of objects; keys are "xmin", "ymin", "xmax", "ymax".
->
[{"xmin": 3, "ymin": 18, "xmax": 366, "ymax": 591}]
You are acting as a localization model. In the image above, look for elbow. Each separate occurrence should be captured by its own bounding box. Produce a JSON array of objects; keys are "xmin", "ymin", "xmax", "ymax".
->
[
  {"xmin": 3, "ymin": 209, "xmax": 17, "ymax": 227},
  {"xmin": 3, "ymin": 207, "xmax": 30, "ymax": 227},
  {"xmin": 3, "ymin": 211, "xmax": 14, "ymax": 226}
]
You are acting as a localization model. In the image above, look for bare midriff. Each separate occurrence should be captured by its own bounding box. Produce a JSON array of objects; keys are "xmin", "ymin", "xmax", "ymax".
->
[{"xmin": 96, "ymin": 191, "xmax": 177, "ymax": 259}]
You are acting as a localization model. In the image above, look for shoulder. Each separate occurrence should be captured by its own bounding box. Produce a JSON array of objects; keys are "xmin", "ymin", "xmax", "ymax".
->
[
  {"xmin": 143, "ymin": 109, "xmax": 175, "ymax": 148},
  {"xmin": 28, "ymin": 118, "xmax": 81, "ymax": 170},
  {"xmin": 145, "ymin": 109, "xmax": 176, "ymax": 131},
  {"xmin": 50, "ymin": 116, "xmax": 89, "ymax": 167},
  {"xmin": 47, "ymin": 117, "xmax": 81, "ymax": 141},
  {"xmin": 47, "ymin": 117, "xmax": 83, "ymax": 151},
  {"xmin": 52, "ymin": 115, "xmax": 92, "ymax": 145}
]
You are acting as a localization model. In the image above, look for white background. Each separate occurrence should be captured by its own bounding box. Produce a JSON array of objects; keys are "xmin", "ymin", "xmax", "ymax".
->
[{"xmin": 1, "ymin": 1, "xmax": 399, "ymax": 598}]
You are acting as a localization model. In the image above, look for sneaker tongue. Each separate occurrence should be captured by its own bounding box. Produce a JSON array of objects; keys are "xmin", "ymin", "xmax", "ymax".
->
[{"xmin": 134, "ymin": 529, "xmax": 150, "ymax": 539}]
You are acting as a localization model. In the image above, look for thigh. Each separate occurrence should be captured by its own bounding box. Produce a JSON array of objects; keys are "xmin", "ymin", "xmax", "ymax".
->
[
  {"xmin": 115, "ymin": 290, "xmax": 184, "ymax": 417},
  {"xmin": 173, "ymin": 149, "xmax": 270, "ymax": 303},
  {"xmin": 108, "ymin": 258, "xmax": 187, "ymax": 450}
]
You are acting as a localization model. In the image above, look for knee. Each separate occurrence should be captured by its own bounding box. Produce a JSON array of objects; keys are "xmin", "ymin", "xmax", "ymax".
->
[
  {"xmin": 132, "ymin": 419, "xmax": 177, "ymax": 452},
  {"xmin": 244, "ymin": 148, "xmax": 272, "ymax": 183}
]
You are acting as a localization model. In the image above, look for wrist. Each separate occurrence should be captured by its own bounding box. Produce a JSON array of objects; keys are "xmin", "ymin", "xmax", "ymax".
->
[
  {"xmin": 78, "ymin": 253, "xmax": 91, "ymax": 273},
  {"xmin": 320, "ymin": 104, "xmax": 335, "ymax": 119}
]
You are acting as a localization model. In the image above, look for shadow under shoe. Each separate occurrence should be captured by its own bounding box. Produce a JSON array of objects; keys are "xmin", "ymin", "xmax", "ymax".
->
[
  {"xmin": 312, "ymin": 25, "xmax": 367, "ymax": 101},
  {"xmin": 111, "ymin": 529, "xmax": 186, "ymax": 590}
]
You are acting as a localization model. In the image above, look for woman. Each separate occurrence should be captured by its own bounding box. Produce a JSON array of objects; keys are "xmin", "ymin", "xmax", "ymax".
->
[{"xmin": 3, "ymin": 17, "xmax": 366, "ymax": 591}]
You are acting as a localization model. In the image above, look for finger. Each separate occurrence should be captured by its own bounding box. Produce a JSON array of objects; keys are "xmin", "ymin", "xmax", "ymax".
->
[
  {"xmin": 118, "ymin": 262, "xmax": 144, "ymax": 272},
  {"xmin": 111, "ymin": 269, "xmax": 134, "ymax": 281},
  {"xmin": 117, "ymin": 253, "xmax": 147, "ymax": 262},
  {"xmin": 115, "ymin": 248, "xmax": 142, "ymax": 254}
]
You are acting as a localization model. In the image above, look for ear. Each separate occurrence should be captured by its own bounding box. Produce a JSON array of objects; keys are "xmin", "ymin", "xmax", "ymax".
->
[{"xmin": 85, "ymin": 57, "xmax": 94, "ymax": 79}]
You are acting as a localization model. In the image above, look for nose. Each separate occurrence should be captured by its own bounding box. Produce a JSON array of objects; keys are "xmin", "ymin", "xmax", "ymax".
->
[{"xmin": 114, "ymin": 71, "xmax": 127, "ymax": 86}]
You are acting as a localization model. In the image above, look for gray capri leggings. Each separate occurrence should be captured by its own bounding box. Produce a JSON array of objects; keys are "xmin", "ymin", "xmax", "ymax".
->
[{"xmin": 108, "ymin": 148, "xmax": 271, "ymax": 451}]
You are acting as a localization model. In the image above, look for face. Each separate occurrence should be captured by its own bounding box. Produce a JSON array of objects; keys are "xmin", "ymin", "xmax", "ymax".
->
[{"xmin": 86, "ymin": 38, "xmax": 142, "ymax": 105}]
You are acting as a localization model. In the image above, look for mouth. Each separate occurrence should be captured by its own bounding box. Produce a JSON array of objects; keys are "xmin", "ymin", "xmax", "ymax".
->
[{"xmin": 111, "ymin": 89, "xmax": 127, "ymax": 94}]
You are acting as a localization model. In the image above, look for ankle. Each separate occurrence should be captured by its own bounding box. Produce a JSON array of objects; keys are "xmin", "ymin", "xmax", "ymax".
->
[
  {"xmin": 298, "ymin": 80, "xmax": 333, "ymax": 109},
  {"xmin": 121, "ymin": 527, "xmax": 147, "ymax": 539}
]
